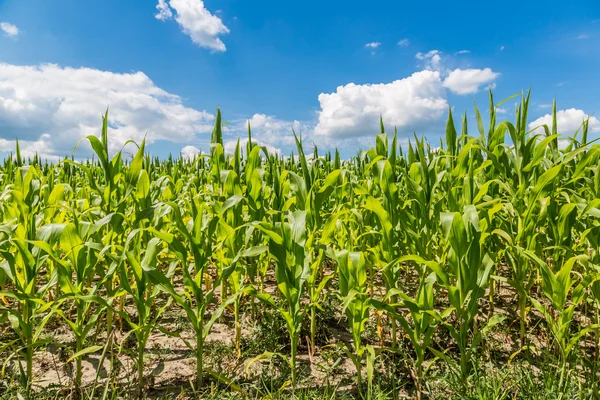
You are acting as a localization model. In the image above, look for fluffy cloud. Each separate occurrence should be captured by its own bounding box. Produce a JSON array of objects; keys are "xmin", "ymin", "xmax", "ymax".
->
[
  {"xmin": 365, "ymin": 42, "xmax": 381, "ymax": 48},
  {"xmin": 0, "ymin": 135, "xmax": 56, "ymax": 160},
  {"xmin": 1, "ymin": 22, "xmax": 19, "ymax": 37},
  {"xmin": 443, "ymin": 68, "xmax": 500, "ymax": 95},
  {"xmin": 455, "ymin": 50, "xmax": 470, "ymax": 55},
  {"xmin": 415, "ymin": 50, "xmax": 442, "ymax": 71},
  {"xmin": 238, "ymin": 113, "xmax": 302, "ymax": 148},
  {"xmin": 0, "ymin": 62, "xmax": 214, "ymax": 158},
  {"xmin": 155, "ymin": 0, "xmax": 229, "ymax": 52},
  {"xmin": 180, "ymin": 145, "xmax": 204, "ymax": 160},
  {"xmin": 155, "ymin": 0, "xmax": 173, "ymax": 20},
  {"xmin": 223, "ymin": 138, "xmax": 282, "ymax": 156},
  {"xmin": 314, "ymin": 70, "xmax": 448, "ymax": 138},
  {"xmin": 311, "ymin": 50, "xmax": 504, "ymax": 141},
  {"xmin": 529, "ymin": 109, "xmax": 600, "ymax": 135},
  {"xmin": 397, "ymin": 39, "xmax": 410, "ymax": 47}
]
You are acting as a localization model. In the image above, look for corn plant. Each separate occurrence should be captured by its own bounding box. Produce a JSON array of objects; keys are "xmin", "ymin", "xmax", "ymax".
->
[
  {"xmin": 435, "ymin": 206, "xmax": 495, "ymax": 381},
  {"xmin": 302, "ymin": 165, "xmax": 341, "ymax": 354},
  {"xmin": 115, "ymin": 231, "xmax": 175, "ymax": 398},
  {"xmin": 252, "ymin": 210, "xmax": 311, "ymax": 387},
  {"xmin": 523, "ymin": 252, "xmax": 600, "ymax": 388},
  {"xmin": 388, "ymin": 256, "xmax": 450, "ymax": 400},
  {"xmin": 147, "ymin": 202, "xmax": 216, "ymax": 389},
  {"xmin": 334, "ymin": 249, "xmax": 384, "ymax": 399}
]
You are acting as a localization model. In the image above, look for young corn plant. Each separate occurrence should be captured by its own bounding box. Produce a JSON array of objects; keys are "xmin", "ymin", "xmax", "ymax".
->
[
  {"xmin": 387, "ymin": 256, "xmax": 450, "ymax": 400},
  {"xmin": 115, "ymin": 231, "xmax": 176, "ymax": 398},
  {"xmin": 523, "ymin": 252, "xmax": 600, "ymax": 389},
  {"xmin": 214, "ymin": 162, "xmax": 247, "ymax": 356},
  {"xmin": 434, "ymin": 206, "xmax": 495, "ymax": 382},
  {"xmin": 251, "ymin": 210, "xmax": 311, "ymax": 388},
  {"xmin": 334, "ymin": 249, "xmax": 385, "ymax": 399},
  {"xmin": 363, "ymin": 148, "xmax": 403, "ymax": 347},
  {"xmin": 298, "ymin": 163, "xmax": 341, "ymax": 354},
  {"xmin": 66, "ymin": 114, "xmax": 140, "ymax": 342}
]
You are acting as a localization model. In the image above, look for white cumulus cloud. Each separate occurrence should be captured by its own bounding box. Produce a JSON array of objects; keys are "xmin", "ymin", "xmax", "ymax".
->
[
  {"xmin": 0, "ymin": 62, "xmax": 214, "ymax": 158},
  {"xmin": 155, "ymin": 0, "xmax": 229, "ymax": 52},
  {"xmin": 1, "ymin": 22, "xmax": 19, "ymax": 37},
  {"xmin": 247, "ymin": 113, "xmax": 300, "ymax": 132},
  {"xmin": 180, "ymin": 145, "xmax": 204, "ymax": 160},
  {"xmin": 223, "ymin": 138, "xmax": 282, "ymax": 156},
  {"xmin": 529, "ymin": 109, "xmax": 600, "ymax": 135},
  {"xmin": 443, "ymin": 68, "xmax": 500, "ymax": 95},
  {"xmin": 235, "ymin": 113, "xmax": 302, "ymax": 149},
  {"xmin": 311, "ymin": 49, "xmax": 504, "ymax": 142},
  {"xmin": 155, "ymin": 0, "xmax": 173, "ymax": 20},
  {"xmin": 314, "ymin": 70, "xmax": 448, "ymax": 138}
]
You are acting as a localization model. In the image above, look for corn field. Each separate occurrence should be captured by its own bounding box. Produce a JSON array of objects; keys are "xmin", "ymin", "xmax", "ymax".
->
[{"xmin": 1, "ymin": 92, "xmax": 599, "ymax": 400}]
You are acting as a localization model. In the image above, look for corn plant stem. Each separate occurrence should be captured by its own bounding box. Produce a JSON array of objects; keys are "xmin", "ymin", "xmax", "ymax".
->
[
  {"xmin": 558, "ymin": 359, "xmax": 567, "ymax": 392},
  {"xmin": 220, "ymin": 280, "xmax": 227, "ymax": 322},
  {"xmin": 519, "ymin": 296, "xmax": 527, "ymax": 348},
  {"xmin": 137, "ymin": 336, "xmax": 144, "ymax": 399},
  {"xmin": 119, "ymin": 297, "xmax": 124, "ymax": 332},
  {"xmin": 24, "ymin": 303, "xmax": 33, "ymax": 399},
  {"xmin": 310, "ymin": 304, "xmax": 316, "ymax": 355},
  {"xmin": 390, "ymin": 293, "xmax": 398, "ymax": 347},
  {"xmin": 416, "ymin": 362, "xmax": 424, "ymax": 400},
  {"xmin": 354, "ymin": 354, "xmax": 362, "ymax": 389},
  {"xmin": 234, "ymin": 299, "xmax": 241, "ymax": 358},
  {"xmin": 26, "ymin": 340, "xmax": 33, "ymax": 399},
  {"xmin": 488, "ymin": 279, "xmax": 495, "ymax": 318},
  {"xmin": 309, "ymin": 281, "xmax": 317, "ymax": 351},
  {"xmin": 196, "ymin": 307, "xmax": 204, "ymax": 388},
  {"xmin": 91, "ymin": 331, "xmax": 113, "ymax": 399},
  {"xmin": 136, "ymin": 306, "xmax": 146, "ymax": 400},
  {"xmin": 596, "ymin": 308, "xmax": 600, "ymax": 363},
  {"xmin": 196, "ymin": 330, "xmax": 204, "ymax": 388},
  {"xmin": 391, "ymin": 315, "xmax": 397, "ymax": 348},
  {"xmin": 106, "ymin": 278, "xmax": 113, "ymax": 338},
  {"xmin": 75, "ymin": 303, "xmax": 84, "ymax": 393},
  {"xmin": 458, "ymin": 320, "xmax": 470, "ymax": 382},
  {"xmin": 291, "ymin": 334, "xmax": 298, "ymax": 388}
]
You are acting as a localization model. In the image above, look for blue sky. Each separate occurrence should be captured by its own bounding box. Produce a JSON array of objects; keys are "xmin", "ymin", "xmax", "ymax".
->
[{"xmin": 0, "ymin": 0, "xmax": 599, "ymax": 159}]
